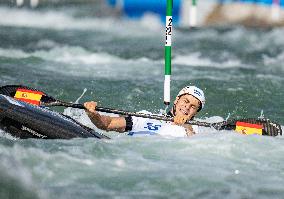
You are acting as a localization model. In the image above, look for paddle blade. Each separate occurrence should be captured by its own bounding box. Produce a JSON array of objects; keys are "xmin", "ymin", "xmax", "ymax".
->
[
  {"xmin": 14, "ymin": 88, "xmax": 43, "ymax": 105},
  {"xmin": 220, "ymin": 118, "xmax": 282, "ymax": 136},
  {"xmin": 0, "ymin": 85, "xmax": 57, "ymax": 105}
]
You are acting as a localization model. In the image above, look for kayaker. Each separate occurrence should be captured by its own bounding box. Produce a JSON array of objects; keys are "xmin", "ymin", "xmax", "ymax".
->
[{"xmin": 84, "ymin": 86, "xmax": 205, "ymax": 137}]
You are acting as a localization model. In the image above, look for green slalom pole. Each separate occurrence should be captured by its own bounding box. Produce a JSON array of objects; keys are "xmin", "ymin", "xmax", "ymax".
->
[
  {"xmin": 164, "ymin": 0, "xmax": 173, "ymax": 106},
  {"xmin": 190, "ymin": 0, "xmax": 197, "ymax": 27}
]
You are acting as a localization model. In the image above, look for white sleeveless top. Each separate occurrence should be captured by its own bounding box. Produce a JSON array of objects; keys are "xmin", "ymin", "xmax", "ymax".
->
[{"xmin": 127, "ymin": 111, "xmax": 199, "ymax": 137}]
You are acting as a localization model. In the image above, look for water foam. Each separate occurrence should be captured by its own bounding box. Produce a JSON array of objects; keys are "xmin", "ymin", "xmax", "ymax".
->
[
  {"xmin": 0, "ymin": 46, "xmax": 230, "ymax": 70},
  {"xmin": 0, "ymin": 47, "xmax": 29, "ymax": 58},
  {"xmin": 0, "ymin": 44, "xmax": 162, "ymax": 80},
  {"xmin": 0, "ymin": 7, "xmax": 162, "ymax": 36},
  {"xmin": 173, "ymin": 52, "xmax": 243, "ymax": 69},
  {"xmin": 0, "ymin": 7, "xmax": 114, "ymax": 31},
  {"xmin": 0, "ymin": 45, "xmax": 152, "ymax": 65},
  {"xmin": 0, "ymin": 143, "xmax": 49, "ymax": 199},
  {"xmin": 263, "ymin": 51, "xmax": 284, "ymax": 70}
]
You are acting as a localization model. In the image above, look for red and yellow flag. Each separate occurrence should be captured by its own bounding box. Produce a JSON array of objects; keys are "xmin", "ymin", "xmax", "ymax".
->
[
  {"xmin": 14, "ymin": 89, "xmax": 43, "ymax": 105},
  {"xmin": 235, "ymin": 121, "xmax": 263, "ymax": 135}
]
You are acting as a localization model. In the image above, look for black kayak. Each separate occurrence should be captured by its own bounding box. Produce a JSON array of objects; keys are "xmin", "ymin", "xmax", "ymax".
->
[{"xmin": 0, "ymin": 94, "xmax": 109, "ymax": 139}]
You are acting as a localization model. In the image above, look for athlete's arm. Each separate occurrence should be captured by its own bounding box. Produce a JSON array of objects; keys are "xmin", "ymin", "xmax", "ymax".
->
[{"xmin": 84, "ymin": 101, "xmax": 127, "ymax": 132}]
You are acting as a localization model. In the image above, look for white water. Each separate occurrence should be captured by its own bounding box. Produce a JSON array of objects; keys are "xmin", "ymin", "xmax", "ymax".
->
[
  {"xmin": 1, "ymin": 131, "xmax": 284, "ymax": 199},
  {"xmin": 0, "ymin": 7, "xmax": 162, "ymax": 37}
]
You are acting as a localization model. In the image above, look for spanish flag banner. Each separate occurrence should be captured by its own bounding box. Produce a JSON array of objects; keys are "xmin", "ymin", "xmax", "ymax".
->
[
  {"xmin": 14, "ymin": 89, "xmax": 43, "ymax": 105},
  {"xmin": 235, "ymin": 121, "xmax": 263, "ymax": 135}
]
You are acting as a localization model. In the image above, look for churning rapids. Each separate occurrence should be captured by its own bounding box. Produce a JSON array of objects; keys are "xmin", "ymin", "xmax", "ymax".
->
[{"xmin": 0, "ymin": 4, "xmax": 284, "ymax": 199}]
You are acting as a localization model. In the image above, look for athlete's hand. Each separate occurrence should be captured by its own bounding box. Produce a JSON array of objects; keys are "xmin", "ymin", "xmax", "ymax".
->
[
  {"xmin": 84, "ymin": 101, "xmax": 98, "ymax": 114},
  {"xmin": 173, "ymin": 115, "xmax": 190, "ymax": 125}
]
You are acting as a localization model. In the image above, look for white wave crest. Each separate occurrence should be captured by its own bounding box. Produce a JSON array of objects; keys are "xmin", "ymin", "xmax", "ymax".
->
[
  {"xmin": 0, "ymin": 45, "xmax": 122, "ymax": 64},
  {"xmin": 0, "ymin": 45, "xmax": 158, "ymax": 80},
  {"xmin": 173, "ymin": 52, "xmax": 243, "ymax": 69},
  {"xmin": 263, "ymin": 52, "xmax": 284, "ymax": 68},
  {"xmin": 0, "ymin": 7, "xmax": 162, "ymax": 36}
]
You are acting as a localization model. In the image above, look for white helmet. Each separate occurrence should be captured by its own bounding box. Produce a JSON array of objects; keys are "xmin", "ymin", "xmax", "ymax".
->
[{"xmin": 177, "ymin": 86, "xmax": 205, "ymax": 111}]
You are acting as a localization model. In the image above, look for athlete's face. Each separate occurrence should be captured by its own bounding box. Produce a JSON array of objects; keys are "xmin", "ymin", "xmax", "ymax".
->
[{"xmin": 174, "ymin": 94, "xmax": 200, "ymax": 119}]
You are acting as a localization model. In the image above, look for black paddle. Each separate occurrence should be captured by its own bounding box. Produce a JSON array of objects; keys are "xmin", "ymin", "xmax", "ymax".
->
[{"xmin": 0, "ymin": 85, "xmax": 282, "ymax": 136}]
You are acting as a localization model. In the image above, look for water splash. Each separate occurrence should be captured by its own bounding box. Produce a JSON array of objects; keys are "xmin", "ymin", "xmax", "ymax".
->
[
  {"xmin": 163, "ymin": 105, "xmax": 170, "ymax": 116},
  {"xmin": 225, "ymin": 113, "xmax": 231, "ymax": 121},
  {"xmin": 75, "ymin": 88, "xmax": 87, "ymax": 103},
  {"xmin": 259, "ymin": 110, "xmax": 265, "ymax": 119}
]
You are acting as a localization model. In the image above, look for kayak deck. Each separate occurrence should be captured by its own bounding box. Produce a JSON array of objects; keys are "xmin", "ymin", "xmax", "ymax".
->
[{"xmin": 0, "ymin": 94, "xmax": 109, "ymax": 139}]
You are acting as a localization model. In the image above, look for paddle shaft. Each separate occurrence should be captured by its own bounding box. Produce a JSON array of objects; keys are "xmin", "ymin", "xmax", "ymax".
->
[{"xmin": 41, "ymin": 101, "xmax": 213, "ymax": 127}]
